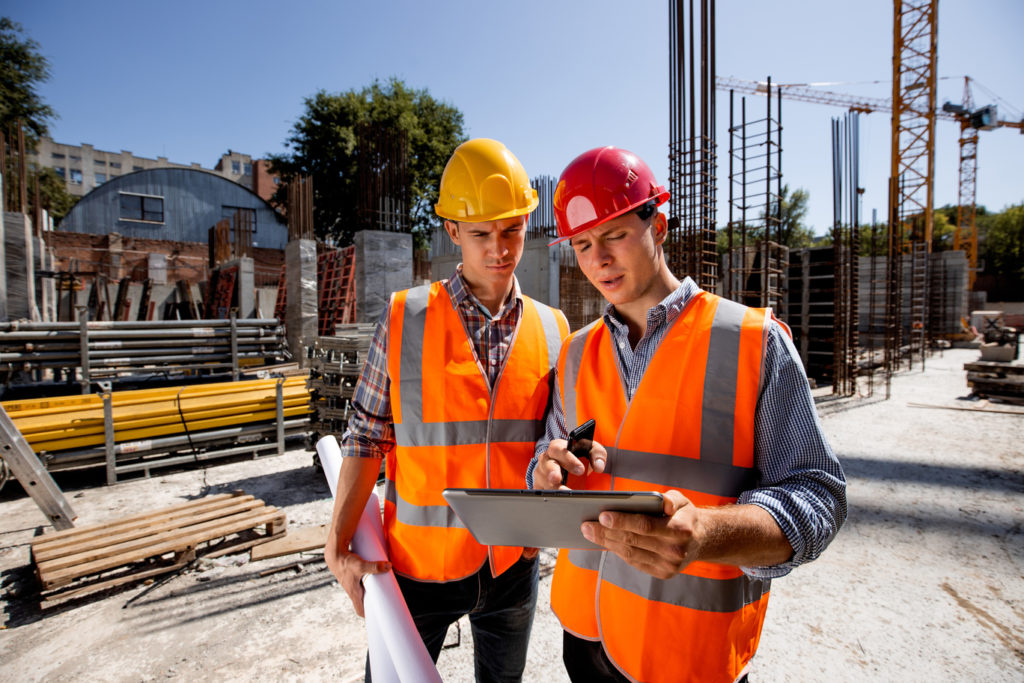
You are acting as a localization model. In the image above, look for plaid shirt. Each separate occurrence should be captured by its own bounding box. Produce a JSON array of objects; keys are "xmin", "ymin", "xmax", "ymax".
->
[
  {"xmin": 527, "ymin": 278, "xmax": 847, "ymax": 578},
  {"xmin": 341, "ymin": 265, "xmax": 524, "ymax": 460}
]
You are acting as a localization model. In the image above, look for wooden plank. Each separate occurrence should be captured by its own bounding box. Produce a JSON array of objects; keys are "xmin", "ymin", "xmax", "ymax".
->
[
  {"xmin": 37, "ymin": 507, "xmax": 282, "ymax": 581},
  {"xmin": 963, "ymin": 361, "xmax": 1024, "ymax": 374},
  {"xmin": 32, "ymin": 497, "xmax": 265, "ymax": 563},
  {"xmin": 43, "ymin": 548, "xmax": 196, "ymax": 602},
  {"xmin": 31, "ymin": 493, "xmax": 250, "ymax": 551},
  {"xmin": 250, "ymin": 524, "xmax": 328, "ymax": 561}
]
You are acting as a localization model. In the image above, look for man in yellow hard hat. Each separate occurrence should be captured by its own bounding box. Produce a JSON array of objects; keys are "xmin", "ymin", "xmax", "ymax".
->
[{"xmin": 325, "ymin": 138, "xmax": 569, "ymax": 681}]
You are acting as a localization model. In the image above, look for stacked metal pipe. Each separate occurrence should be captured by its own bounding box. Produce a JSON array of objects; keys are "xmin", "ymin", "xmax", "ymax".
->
[
  {"xmin": 0, "ymin": 318, "xmax": 289, "ymax": 382},
  {"xmin": 2, "ymin": 376, "xmax": 311, "ymax": 471}
]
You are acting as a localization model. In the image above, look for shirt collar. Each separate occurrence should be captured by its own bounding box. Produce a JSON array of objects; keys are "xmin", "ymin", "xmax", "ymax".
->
[
  {"xmin": 602, "ymin": 276, "xmax": 701, "ymax": 337},
  {"xmin": 447, "ymin": 263, "xmax": 522, "ymax": 320}
]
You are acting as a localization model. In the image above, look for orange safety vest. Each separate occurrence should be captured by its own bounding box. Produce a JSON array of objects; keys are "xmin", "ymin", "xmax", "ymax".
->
[
  {"xmin": 385, "ymin": 281, "xmax": 568, "ymax": 582},
  {"xmin": 551, "ymin": 291, "xmax": 775, "ymax": 683}
]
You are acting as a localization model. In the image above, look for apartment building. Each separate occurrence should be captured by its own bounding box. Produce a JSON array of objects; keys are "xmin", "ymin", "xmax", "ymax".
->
[{"xmin": 31, "ymin": 138, "xmax": 279, "ymax": 200}]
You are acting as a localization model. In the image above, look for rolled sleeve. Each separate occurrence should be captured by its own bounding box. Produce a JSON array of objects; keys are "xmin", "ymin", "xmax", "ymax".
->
[{"xmin": 739, "ymin": 323, "xmax": 848, "ymax": 579}]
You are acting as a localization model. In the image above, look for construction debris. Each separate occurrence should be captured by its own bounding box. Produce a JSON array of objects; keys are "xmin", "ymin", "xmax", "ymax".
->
[{"xmin": 964, "ymin": 359, "xmax": 1024, "ymax": 403}]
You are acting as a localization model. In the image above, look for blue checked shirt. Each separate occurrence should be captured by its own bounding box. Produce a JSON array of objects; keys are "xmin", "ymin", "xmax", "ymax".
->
[
  {"xmin": 341, "ymin": 265, "xmax": 524, "ymax": 460},
  {"xmin": 526, "ymin": 277, "xmax": 847, "ymax": 579}
]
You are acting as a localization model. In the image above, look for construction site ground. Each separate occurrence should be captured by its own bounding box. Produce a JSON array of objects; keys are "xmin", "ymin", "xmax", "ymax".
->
[{"xmin": 1, "ymin": 345, "xmax": 1022, "ymax": 681}]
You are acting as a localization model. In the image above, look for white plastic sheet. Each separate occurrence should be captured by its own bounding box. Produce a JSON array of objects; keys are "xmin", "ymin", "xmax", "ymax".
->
[{"xmin": 316, "ymin": 436, "xmax": 442, "ymax": 683}]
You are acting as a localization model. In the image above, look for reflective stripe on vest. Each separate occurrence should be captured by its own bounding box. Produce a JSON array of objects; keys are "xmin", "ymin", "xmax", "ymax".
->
[
  {"xmin": 551, "ymin": 292, "xmax": 772, "ymax": 683},
  {"xmin": 385, "ymin": 282, "xmax": 567, "ymax": 581}
]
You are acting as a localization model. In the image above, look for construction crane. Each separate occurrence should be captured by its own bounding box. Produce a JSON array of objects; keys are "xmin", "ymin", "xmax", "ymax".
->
[
  {"xmin": 716, "ymin": 74, "xmax": 1023, "ymax": 287},
  {"xmin": 942, "ymin": 76, "xmax": 1024, "ymax": 288}
]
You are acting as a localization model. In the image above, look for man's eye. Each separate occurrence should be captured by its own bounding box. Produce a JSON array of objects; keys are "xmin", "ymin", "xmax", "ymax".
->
[{"xmin": 608, "ymin": 232, "xmax": 625, "ymax": 241}]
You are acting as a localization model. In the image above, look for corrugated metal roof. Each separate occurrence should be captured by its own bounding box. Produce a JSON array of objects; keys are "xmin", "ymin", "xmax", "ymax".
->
[{"xmin": 58, "ymin": 168, "xmax": 287, "ymax": 249}]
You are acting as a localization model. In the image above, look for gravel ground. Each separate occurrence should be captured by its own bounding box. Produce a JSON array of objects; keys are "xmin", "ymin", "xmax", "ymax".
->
[{"xmin": 0, "ymin": 346, "xmax": 1021, "ymax": 681}]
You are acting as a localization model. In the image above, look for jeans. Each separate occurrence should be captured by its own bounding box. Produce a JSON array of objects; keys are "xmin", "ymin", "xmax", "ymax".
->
[
  {"xmin": 366, "ymin": 555, "xmax": 539, "ymax": 683},
  {"xmin": 563, "ymin": 631, "xmax": 630, "ymax": 683}
]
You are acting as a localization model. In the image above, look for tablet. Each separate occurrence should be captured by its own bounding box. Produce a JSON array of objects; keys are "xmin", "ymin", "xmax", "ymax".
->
[{"xmin": 442, "ymin": 488, "xmax": 665, "ymax": 550}]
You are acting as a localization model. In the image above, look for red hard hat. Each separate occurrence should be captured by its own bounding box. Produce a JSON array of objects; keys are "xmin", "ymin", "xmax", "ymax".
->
[{"xmin": 550, "ymin": 146, "xmax": 670, "ymax": 245}]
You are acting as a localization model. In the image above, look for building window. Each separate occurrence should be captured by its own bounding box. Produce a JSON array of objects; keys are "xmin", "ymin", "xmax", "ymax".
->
[
  {"xmin": 51, "ymin": 152, "xmax": 65, "ymax": 160},
  {"xmin": 243, "ymin": 163, "xmax": 252, "ymax": 175},
  {"xmin": 119, "ymin": 192, "xmax": 164, "ymax": 223},
  {"xmin": 70, "ymin": 169, "xmax": 83, "ymax": 184},
  {"xmin": 231, "ymin": 160, "xmax": 241, "ymax": 174},
  {"xmin": 133, "ymin": 165, "xmax": 143, "ymax": 172},
  {"xmin": 94, "ymin": 159, "xmax": 106, "ymax": 166},
  {"xmin": 95, "ymin": 173, "xmax": 106, "ymax": 185},
  {"xmin": 70, "ymin": 155, "xmax": 81, "ymax": 162},
  {"xmin": 222, "ymin": 205, "xmax": 257, "ymax": 234},
  {"xmin": 54, "ymin": 166, "xmax": 66, "ymax": 179},
  {"xmin": 110, "ymin": 161, "xmax": 121, "ymax": 169}
]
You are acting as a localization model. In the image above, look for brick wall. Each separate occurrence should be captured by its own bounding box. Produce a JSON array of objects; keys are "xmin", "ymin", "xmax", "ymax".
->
[
  {"xmin": 252, "ymin": 160, "xmax": 281, "ymax": 205},
  {"xmin": 44, "ymin": 231, "xmax": 284, "ymax": 285}
]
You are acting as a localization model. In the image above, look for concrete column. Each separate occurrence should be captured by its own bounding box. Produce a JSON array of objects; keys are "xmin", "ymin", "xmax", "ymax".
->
[
  {"xmin": 354, "ymin": 230, "xmax": 412, "ymax": 324},
  {"xmin": 517, "ymin": 237, "xmax": 559, "ymax": 307},
  {"xmin": 285, "ymin": 239, "xmax": 317, "ymax": 365},
  {"xmin": 4, "ymin": 212, "xmax": 35, "ymax": 320},
  {"xmin": 108, "ymin": 233, "xmax": 123, "ymax": 280},
  {"xmin": 224, "ymin": 256, "xmax": 255, "ymax": 318},
  {"xmin": 0, "ymin": 209, "xmax": 6, "ymax": 321}
]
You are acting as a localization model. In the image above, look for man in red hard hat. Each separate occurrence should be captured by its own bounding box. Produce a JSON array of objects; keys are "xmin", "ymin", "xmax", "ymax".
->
[
  {"xmin": 529, "ymin": 146, "xmax": 846, "ymax": 683},
  {"xmin": 325, "ymin": 138, "xmax": 569, "ymax": 681}
]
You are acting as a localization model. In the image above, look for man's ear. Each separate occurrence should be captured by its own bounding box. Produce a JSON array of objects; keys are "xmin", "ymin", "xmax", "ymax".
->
[
  {"xmin": 444, "ymin": 220, "xmax": 461, "ymax": 246},
  {"xmin": 651, "ymin": 212, "xmax": 668, "ymax": 245}
]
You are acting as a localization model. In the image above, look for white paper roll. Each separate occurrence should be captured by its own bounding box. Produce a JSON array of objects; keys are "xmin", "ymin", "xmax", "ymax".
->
[{"xmin": 316, "ymin": 436, "xmax": 442, "ymax": 683}]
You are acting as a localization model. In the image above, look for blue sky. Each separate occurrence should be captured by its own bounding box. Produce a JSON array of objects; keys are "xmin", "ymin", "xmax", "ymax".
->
[{"xmin": 6, "ymin": 0, "xmax": 1023, "ymax": 235}]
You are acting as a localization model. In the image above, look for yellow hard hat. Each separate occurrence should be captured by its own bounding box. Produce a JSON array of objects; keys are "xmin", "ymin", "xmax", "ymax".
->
[{"xmin": 435, "ymin": 138, "xmax": 539, "ymax": 222}]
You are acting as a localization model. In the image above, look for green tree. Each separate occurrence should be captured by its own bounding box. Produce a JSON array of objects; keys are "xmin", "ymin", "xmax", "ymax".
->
[
  {"xmin": 36, "ymin": 167, "xmax": 76, "ymax": 221},
  {"xmin": 0, "ymin": 17, "xmax": 55, "ymax": 142},
  {"xmin": 980, "ymin": 203, "xmax": 1024, "ymax": 299},
  {"xmin": 269, "ymin": 78, "xmax": 466, "ymax": 246},
  {"xmin": 716, "ymin": 184, "xmax": 815, "ymax": 253}
]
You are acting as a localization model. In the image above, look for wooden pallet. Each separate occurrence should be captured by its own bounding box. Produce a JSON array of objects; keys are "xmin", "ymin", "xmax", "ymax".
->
[
  {"xmin": 30, "ymin": 491, "xmax": 286, "ymax": 601},
  {"xmin": 965, "ymin": 360, "xmax": 1024, "ymax": 402}
]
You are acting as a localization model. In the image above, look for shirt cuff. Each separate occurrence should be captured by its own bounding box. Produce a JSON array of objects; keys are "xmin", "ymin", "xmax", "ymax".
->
[
  {"xmin": 736, "ymin": 492, "xmax": 808, "ymax": 579},
  {"xmin": 340, "ymin": 431, "xmax": 387, "ymax": 459}
]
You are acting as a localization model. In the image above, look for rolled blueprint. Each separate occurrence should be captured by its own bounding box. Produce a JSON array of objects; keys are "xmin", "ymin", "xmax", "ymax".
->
[{"xmin": 317, "ymin": 435, "xmax": 442, "ymax": 683}]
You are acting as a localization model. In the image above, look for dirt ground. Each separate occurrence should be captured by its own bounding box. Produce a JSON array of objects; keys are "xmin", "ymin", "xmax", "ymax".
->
[{"xmin": 1, "ymin": 346, "xmax": 1022, "ymax": 681}]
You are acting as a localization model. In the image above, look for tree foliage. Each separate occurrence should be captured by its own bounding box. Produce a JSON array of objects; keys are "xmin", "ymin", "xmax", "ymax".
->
[
  {"xmin": 268, "ymin": 78, "xmax": 466, "ymax": 246},
  {"xmin": 716, "ymin": 184, "xmax": 816, "ymax": 253},
  {"xmin": 36, "ymin": 167, "xmax": 76, "ymax": 221},
  {"xmin": 0, "ymin": 17, "xmax": 55, "ymax": 143},
  {"xmin": 980, "ymin": 203, "xmax": 1024, "ymax": 298}
]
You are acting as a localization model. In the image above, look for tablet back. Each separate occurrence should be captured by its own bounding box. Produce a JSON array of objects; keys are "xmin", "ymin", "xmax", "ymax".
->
[{"xmin": 442, "ymin": 488, "xmax": 664, "ymax": 550}]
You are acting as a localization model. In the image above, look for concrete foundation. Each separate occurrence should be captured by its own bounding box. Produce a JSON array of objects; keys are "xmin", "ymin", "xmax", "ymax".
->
[{"xmin": 220, "ymin": 257, "xmax": 255, "ymax": 319}]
